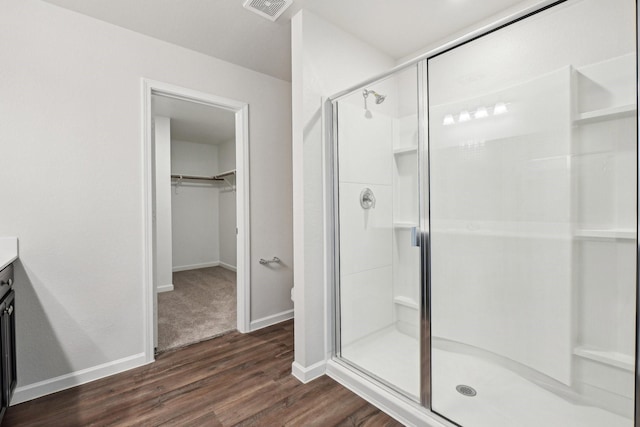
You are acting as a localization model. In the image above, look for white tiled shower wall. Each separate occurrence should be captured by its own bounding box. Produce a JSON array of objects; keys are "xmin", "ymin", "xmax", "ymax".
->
[
  {"xmin": 338, "ymin": 67, "xmax": 422, "ymax": 346},
  {"xmin": 338, "ymin": 102, "xmax": 394, "ymax": 346}
]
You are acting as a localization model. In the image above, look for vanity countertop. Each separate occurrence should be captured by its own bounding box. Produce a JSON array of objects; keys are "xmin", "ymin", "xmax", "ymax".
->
[{"xmin": 0, "ymin": 237, "xmax": 18, "ymax": 271}]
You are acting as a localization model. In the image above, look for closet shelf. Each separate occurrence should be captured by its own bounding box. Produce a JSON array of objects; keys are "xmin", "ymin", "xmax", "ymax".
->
[
  {"xmin": 573, "ymin": 347, "xmax": 634, "ymax": 372},
  {"xmin": 574, "ymin": 229, "xmax": 635, "ymax": 240},
  {"xmin": 393, "ymin": 146, "xmax": 418, "ymax": 155},
  {"xmin": 574, "ymin": 104, "xmax": 636, "ymax": 124}
]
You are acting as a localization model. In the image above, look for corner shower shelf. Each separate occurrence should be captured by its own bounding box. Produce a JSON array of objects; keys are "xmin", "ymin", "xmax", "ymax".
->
[
  {"xmin": 393, "ymin": 222, "xmax": 418, "ymax": 229},
  {"xmin": 393, "ymin": 296, "xmax": 419, "ymax": 310},
  {"xmin": 574, "ymin": 229, "xmax": 635, "ymax": 240},
  {"xmin": 573, "ymin": 347, "xmax": 634, "ymax": 372},
  {"xmin": 574, "ymin": 104, "xmax": 636, "ymax": 124},
  {"xmin": 393, "ymin": 146, "xmax": 418, "ymax": 155}
]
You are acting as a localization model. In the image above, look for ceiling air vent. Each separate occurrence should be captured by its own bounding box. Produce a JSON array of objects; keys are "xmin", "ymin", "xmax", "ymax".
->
[{"xmin": 243, "ymin": 0, "xmax": 293, "ymax": 22}]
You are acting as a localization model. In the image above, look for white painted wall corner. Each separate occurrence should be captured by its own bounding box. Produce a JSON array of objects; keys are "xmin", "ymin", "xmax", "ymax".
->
[{"xmin": 218, "ymin": 261, "xmax": 237, "ymax": 272}]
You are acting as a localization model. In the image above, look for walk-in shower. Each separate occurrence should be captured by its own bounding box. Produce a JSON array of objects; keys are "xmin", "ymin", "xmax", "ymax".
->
[{"xmin": 328, "ymin": 0, "xmax": 638, "ymax": 425}]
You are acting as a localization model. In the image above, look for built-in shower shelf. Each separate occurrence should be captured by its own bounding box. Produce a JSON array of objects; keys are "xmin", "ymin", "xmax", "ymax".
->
[
  {"xmin": 393, "ymin": 222, "xmax": 418, "ymax": 229},
  {"xmin": 394, "ymin": 296, "xmax": 419, "ymax": 310},
  {"xmin": 574, "ymin": 104, "xmax": 636, "ymax": 124},
  {"xmin": 574, "ymin": 229, "xmax": 635, "ymax": 240},
  {"xmin": 393, "ymin": 146, "xmax": 418, "ymax": 155},
  {"xmin": 573, "ymin": 347, "xmax": 634, "ymax": 372}
]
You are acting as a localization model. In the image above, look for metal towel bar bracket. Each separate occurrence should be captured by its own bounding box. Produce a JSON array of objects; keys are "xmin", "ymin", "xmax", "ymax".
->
[{"xmin": 259, "ymin": 257, "xmax": 281, "ymax": 265}]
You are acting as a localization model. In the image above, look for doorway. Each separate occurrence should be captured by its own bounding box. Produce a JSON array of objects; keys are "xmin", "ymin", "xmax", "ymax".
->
[{"xmin": 142, "ymin": 80, "xmax": 251, "ymax": 358}]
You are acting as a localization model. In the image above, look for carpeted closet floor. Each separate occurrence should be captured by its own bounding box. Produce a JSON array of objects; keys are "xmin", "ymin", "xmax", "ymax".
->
[{"xmin": 157, "ymin": 266, "xmax": 236, "ymax": 352}]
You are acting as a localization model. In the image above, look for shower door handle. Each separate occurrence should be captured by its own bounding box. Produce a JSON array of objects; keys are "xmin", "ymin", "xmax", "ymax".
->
[{"xmin": 411, "ymin": 227, "xmax": 420, "ymax": 247}]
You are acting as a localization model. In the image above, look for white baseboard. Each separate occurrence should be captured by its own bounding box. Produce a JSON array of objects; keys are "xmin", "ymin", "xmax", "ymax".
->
[
  {"xmin": 292, "ymin": 360, "xmax": 326, "ymax": 383},
  {"xmin": 172, "ymin": 261, "xmax": 219, "ymax": 272},
  {"xmin": 325, "ymin": 360, "xmax": 450, "ymax": 427},
  {"xmin": 249, "ymin": 309, "xmax": 294, "ymax": 331},
  {"xmin": 172, "ymin": 261, "xmax": 238, "ymax": 273},
  {"xmin": 157, "ymin": 283, "xmax": 174, "ymax": 293},
  {"xmin": 219, "ymin": 261, "xmax": 237, "ymax": 272},
  {"xmin": 12, "ymin": 352, "xmax": 149, "ymax": 405}
]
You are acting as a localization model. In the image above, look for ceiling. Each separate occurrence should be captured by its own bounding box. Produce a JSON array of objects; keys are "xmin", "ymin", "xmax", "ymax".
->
[
  {"xmin": 43, "ymin": 0, "xmax": 538, "ymax": 82},
  {"xmin": 152, "ymin": 95, "xmax": 235, "ymax": 145}
]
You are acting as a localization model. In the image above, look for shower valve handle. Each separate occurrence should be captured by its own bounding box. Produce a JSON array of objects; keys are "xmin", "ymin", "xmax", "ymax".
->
[{"xmin": 360, "ymin": 188, "xmax": 376, "ymax": 209}]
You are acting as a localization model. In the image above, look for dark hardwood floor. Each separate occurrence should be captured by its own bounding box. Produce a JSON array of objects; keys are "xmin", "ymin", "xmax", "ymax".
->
[{"xmin": 4, "ymin": 320, "xmax": 403, "ymax": 426}]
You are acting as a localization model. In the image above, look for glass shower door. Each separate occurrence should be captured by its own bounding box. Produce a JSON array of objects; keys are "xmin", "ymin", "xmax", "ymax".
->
[
  {"xmin": 334, "ymin": 65, "xmax": 422, "ymax": 400},
  {"xmin": 427, "ymin": 0, "xmax": 637, "ymax": 425}
]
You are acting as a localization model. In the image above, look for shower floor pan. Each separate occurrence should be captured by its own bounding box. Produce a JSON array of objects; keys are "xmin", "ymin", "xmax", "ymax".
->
[
  {"xmin": 341, "ymin": 326, "xmax": 630, "ymax": 427},
  {"xmin": 341, "ymin": 326, "xmax": 421, "ymax": 399}
]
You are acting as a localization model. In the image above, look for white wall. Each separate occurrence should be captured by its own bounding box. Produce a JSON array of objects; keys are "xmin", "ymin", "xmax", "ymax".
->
[
  {"xmin": 171, "ymin": 140, "xmax": 220, "ymax": 271},
  {"xmin": 291, "ymin": 9, "xmax": 395, "ymax": 378},
  {"xmin": 153, "ymin": 117, "xmax": 174, "ymax": 291},
  {"xmin": 218, "ymin": 138, "xmax": 237, "ymax": 269},
  {"xmin": 0, "ymin": 0, "xmax": 292, "ymax": 402}
]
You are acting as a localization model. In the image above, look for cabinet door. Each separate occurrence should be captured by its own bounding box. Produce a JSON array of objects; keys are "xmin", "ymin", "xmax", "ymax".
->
[
  {"xmin": 3, "ymin": 291, "xmax": 16, "ymax": 404},
  {"xmin": 0, "ymin": 296, "xmax": 7, "ymax": 419}
]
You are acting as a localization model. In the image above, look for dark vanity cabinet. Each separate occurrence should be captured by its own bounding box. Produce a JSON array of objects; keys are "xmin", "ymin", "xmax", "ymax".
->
[{"xmin": 0, "ymin": 264, "xmax": 16, "ymax": 422}]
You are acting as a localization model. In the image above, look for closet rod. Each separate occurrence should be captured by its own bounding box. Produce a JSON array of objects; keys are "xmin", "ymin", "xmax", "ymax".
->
[
  {"xmin": 171, "ymin": 174, "xmax": 223, "ymax": 181},
  {"xmin": 170, "ymin": 170, "xmax": 236, "ymax": 181},
  {"xmin": 215, "ymin": 170, "xmax": 236, "ymax": 179}
]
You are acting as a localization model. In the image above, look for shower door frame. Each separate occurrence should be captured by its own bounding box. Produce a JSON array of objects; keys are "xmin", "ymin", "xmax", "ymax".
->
[
  {"xmin": 326, "ymin": 0, "xmax": 640, "ymax": 423},
  {"xmin": 328, "ymin": 64, "xmax": 428, "ymax": 405}
]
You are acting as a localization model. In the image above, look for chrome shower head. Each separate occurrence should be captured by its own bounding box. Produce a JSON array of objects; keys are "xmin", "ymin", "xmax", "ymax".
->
[{"xmin": 363, "ymin": 89, "xmax": 386, "ymax": 105}]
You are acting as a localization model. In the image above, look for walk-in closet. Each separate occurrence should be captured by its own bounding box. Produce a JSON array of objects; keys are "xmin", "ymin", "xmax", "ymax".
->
[{"xmin": 152, "ymin": 94, "xmax": 238, "ymax": 352}]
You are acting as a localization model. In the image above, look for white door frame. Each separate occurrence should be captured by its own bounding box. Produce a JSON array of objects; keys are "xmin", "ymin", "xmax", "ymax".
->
[{"xmin": 142, "ymin": 78, "xmax": 251, "ymax": 362}]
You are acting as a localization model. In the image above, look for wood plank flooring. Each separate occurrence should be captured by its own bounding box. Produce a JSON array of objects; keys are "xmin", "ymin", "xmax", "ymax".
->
[{"xmin": 4, "ymin": 321, "xmax": 404, "ymax": 426}]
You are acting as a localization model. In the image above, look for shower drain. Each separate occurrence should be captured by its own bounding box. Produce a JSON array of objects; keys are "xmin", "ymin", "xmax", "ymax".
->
[{"xmin": 456, "ymin": 385, "xmax": 477, "ymax": 397}]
